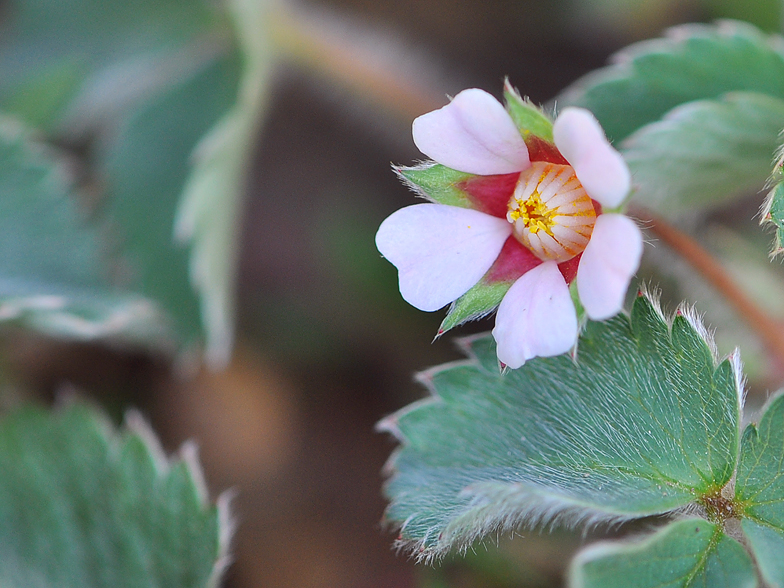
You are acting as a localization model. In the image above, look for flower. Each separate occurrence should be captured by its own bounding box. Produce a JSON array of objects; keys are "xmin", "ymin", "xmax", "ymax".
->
[{"xmin": 376, "ymin": 86, "xmax": 643, "ymax": 368}]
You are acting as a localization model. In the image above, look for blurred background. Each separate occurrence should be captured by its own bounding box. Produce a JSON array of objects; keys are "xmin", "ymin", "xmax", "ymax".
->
[{"xmin": 0, "ymin": 0, "xmax": 782, "ymax": 586}]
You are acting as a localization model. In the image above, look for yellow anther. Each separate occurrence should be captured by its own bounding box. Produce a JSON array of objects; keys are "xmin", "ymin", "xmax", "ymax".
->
[{"xmin": 507, "ymin": 162, "xmax": 597, "ymax": 263}]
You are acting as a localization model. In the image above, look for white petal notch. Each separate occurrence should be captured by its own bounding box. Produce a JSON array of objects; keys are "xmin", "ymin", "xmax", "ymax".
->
[
  {"xmin": 553, "ymin": 107, "xmax": 631, "ymax": 209},
  {"xmin": 577, "ymin": 214, "xmax": 643, "ymax": 320},
  {"xmin": 376, "ymin": 204, "xmax": 511, "ymax": 312},
  {"xmin": 492, "ymin": 261, "xmax": 578, "ymax": 369},
  {"xmin": 412, "ymin": 89, "xmax": 530, "ymax": 175}
]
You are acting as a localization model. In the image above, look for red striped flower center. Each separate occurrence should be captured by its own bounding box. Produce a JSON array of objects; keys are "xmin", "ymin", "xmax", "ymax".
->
[{"xmin": 506, "ymin": 162, "xmax": 597, "ymax": 263}]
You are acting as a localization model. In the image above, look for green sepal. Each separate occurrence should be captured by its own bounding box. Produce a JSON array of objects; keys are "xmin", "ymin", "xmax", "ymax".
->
[
  {"xmin": 395, "ymin": 163, "xmax": 475, "ymax": 209},
  {"xmin": 762, "ymin": 159, "xmax": 784, "ymax": 257},
  {"xmin": 569, "ymin": 519, "xmax": 756, "ymax": 588},
  {"xmin": 503, "ymin": 80, "xmax": 554, "ymax": 143},
  {"xmin": 439, "ymin": 279, "xmax": 511, "ymax": 334}
]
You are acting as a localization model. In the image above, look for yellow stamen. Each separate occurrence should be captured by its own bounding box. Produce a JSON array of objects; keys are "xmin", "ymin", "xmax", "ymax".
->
[{"xmin": 507, "ymin": 162, "xmax": 596, "ymax": 262}]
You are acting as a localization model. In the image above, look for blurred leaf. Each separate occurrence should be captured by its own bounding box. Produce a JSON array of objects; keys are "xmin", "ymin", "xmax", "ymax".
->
[
  {"xmin": 557, "ymin": 20, "xmax": 784, "ymax": 143},
  {"xmin": 569, "ymin": 519, "xmax": 756, "ymax": 588},
  {"xmin": 0, "ymin": 402, "xmax": 229, "ymax": 588},
  {"xmin": 736, "ymin": 392, "xmax": 784, "ymax": 587},
  {"xmin": 0, "ymin": 0, "xmax": 224, "ymax": 132},
  {"xmin": 704, "ymin": 0, "xmax": 782, "ymax": 33},
  {"xmin": 379, "ymin": 295, "xmax": 742, "ymax": 560},
  {"xmin": 173, "ymin": 0, "xmax": 275, "ymax": 367},
  {"xmin": 102, "ymin": 55, "xmax": 242, "ymax": 354},
  {"xmin": 623, "ymin": 91, "xmax": 784, "ymax": 215},
  {"xmin": 0, "ymin": 117, "xmax": 172, "ymax": 347}
]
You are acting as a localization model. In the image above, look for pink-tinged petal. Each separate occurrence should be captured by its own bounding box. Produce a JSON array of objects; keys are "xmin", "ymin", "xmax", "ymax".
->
[
  {"xmin": 552, "ymin": 107, "xmax": 630, "ymax": 208},
  {"xmin": 492, "ymin": 261, "xmax": 578, "ymax": 368},
  {"xmin": 376, "ymin": 203, "xmax": 511, "ymax": 312},
  {"xmin": 576, "ymin": 214, "xmax": 643, "ymax": 320},
  {"xmin": 412, "ymin": 89, "xmax": 530, "ymax": 175}
]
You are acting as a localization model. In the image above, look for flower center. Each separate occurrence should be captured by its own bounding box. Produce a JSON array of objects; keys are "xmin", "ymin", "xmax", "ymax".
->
[{"xmin": 506, "ymin": 162, "xmax": 597, "ymax": 263}]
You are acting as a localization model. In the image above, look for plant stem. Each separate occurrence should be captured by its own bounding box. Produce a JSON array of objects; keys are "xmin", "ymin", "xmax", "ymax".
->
[
  {"xmin": 632, "ymin": 205, "xmax": 784, "ymax": 367},
  {"xmin": 268, "ymin": 7, "xmax": 445, "ymax": 120}
]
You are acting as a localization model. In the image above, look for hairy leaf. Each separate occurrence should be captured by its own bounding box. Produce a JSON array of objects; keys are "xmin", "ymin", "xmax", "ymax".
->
[
  {"xmin": 623, "ymin": 91, "xmax": 784, "ymax": 215},
  {"xmin": 558, "ymin": 20, "xmax": 784, "ymax": 142},
  {"xmin": 380, "ymin": 295, "xmax": 742, "ymax": 559},
  {"xmin": 736, "ymin": 391, "xmax": 784, "ymax": 587},
  {"xmin": 569, "ymin": 519, "xmax": 756, "ymax": 588},
  {"xmin": 0, "ymin": 402, "xmax": 229, "ymax": 588}
]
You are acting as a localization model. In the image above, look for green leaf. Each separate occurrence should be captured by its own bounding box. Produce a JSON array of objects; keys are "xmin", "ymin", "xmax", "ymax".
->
[
  {"xmin": 736, "ymin": 391, "xmax": 784, "ymax": 587},
  {"xmin": 503, "ymin": 80, "xmax": 554, "ymax": 142},
  {"xmin": 569, "ymin": 519, "xmax": 756, "ymax": 588},
  {"xmin": 0, "ymin": 402, "xmax": 229, "ymax": 588},
  {"xmin": 557, "ymin": 20, "xmax": 784, "ymax": 142},
  {"xmin": 0, "ymin": 116, "xmax": 172, "ymax": 347},
  {"xmin": 0, "ymin": 0, "xmax": 223, "ymax": 131},
  {"xmin": 173, "ymin": 0, "xmax": 275, "ymax": 367},
  {"xmin": 623, "ymin": 91, "xmax": 784, "ymax": 215},
  {"xmin": 102, "ymin": 55, "xmax": 242, "ymax": 353},
  {"xmin": 379, "ymin": 295, "xmax": 742, "ymax": 559},
  {"xmin": 741, "ymin": 520, "xmax": 784, "ymax": 588}
]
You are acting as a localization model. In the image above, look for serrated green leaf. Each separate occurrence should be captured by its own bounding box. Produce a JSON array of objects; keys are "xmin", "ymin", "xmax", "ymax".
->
[
  {"xmin": 558, "ymin": 20, "xmax": 784, "ymax": 142},
  {"xmin": 623, "ymin": 91, "xmax": 784, "ymax": 215},
  {"xmin": 397, "ymin": 164, "xmax": 475, "ymax": 208},
  {"xmin": 380, "ymin": 295, "xmax": 742, "ymax": 559},
  {"xmin": 0, "ymin": 117, "xmax": 173, "ymax": 347},
  {"xmin": 0, "ymin": 403, "xmax": 228, "ymax": 588},
  {"xmin": 736, "ymin": 391, "xmax": 784, "ymax": 586},
  {"xmin": 102, "ymin": 55, "xmax": 242, "ymax": 353},
  {"xmin": 173, "ymin": 0, "xmax": 275, "ymax": 367},
  {"xmin": 569, "ymin": 519, "xmax": 756, "ymax": 588},
  {"xmin": 503, "ymin": 81, "xmax": 554, "ymax": 142}
]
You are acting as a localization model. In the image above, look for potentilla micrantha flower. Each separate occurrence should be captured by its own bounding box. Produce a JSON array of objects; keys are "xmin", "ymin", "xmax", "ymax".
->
[{"xmin": 376, "ymin": 85, "xmax": 643, "ymax": 368}]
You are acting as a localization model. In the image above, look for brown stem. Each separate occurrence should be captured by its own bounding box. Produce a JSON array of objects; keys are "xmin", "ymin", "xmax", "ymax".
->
[
  {"xmin": 631, "ymin": 205, "xmax": 784, "ymax": 366},
  {"xmin": 268, "ymin": 8, "xmax": 445, "ymax": 120}
]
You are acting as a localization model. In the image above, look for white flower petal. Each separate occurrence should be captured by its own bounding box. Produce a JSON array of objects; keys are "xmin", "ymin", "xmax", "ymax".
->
[
  {"xmin": 492, "ymin": 261, "xmax": 577, "ymax": 368},
  {"xmin": 376, "ymin": 203, "xmax": 511, "ymax": 312},
  {"xmin": 552, "ymin": 107, "xmax": 630, "ymax": 208},
  {"xmin": 412, "ymin": 89, "xmax": 530, "ymax": 175},
  {"xmin": 577, "ymin": 214, "xmax": 643, "ymax": 320}
]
